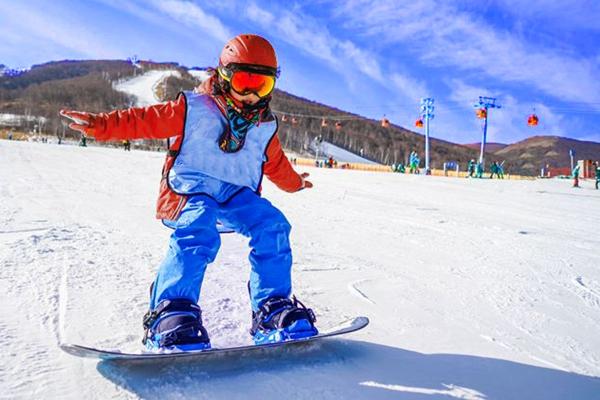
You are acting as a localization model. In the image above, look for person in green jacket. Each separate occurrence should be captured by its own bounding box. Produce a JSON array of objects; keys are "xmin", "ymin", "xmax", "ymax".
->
[
  {"xmin": 475, "ymin": 162, "xmax": 484, "ymax": 179},
  {"xmin": 572, "ymin": 164, "xmax": 580, "ymax": 188},
  {"xmin": 489, "ymin": 161, "xmax": 498, "ymax": 179},
  {"xmin": 497, "ymin": 161, "xmax": 505, "ymax": 179},
  {"xmin": 467, "ymin": 159, "xmax": 476, "ymax": 178},
  {"xmin": 594, "ymin": 162, "xmax": 600, "ymax": 190}
]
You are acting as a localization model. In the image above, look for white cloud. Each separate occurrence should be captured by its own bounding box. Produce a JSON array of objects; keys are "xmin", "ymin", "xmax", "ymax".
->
[
  {"xmin": 390, "ymin": 73, "xmax": 429, "ymax": 103},
  {"xmin": 446, "ymin": 79, "xmax": 570, "ymax": 143},
  {"xmin": 244, "ymin": 2, "xmax": 427, "ymax": 100},
  {"xmin": 495, "ymin": 0, "xmax": 600, "ymax": 32},
  {"xmin": 0, "ymin": 2, "xmax": 119, "ymax": 59},
  {"xmin": 246, "ymin": 3, "xmax": 275, "ymax": 26},
  {"xmin": 151, "ymin": 0, "xmax": 232, "ymax": 42},
  {"xmin": 330, "ymin": 0, "xmax": 600, "ymax": 106}
]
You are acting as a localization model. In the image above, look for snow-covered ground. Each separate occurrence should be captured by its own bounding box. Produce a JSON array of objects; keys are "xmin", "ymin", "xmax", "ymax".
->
[
  {"xmin": 114, "ymin": 70, "xmax": 181, "ymax": 106},
  {"xmin": 188, "ymin": 68, "xmax": 212, "ymax": 82},
  {"xmin": 312, "ymin": 139, "xmax": 377, "ymax": 164},
  {"xmin": 1, "ymin": 139, "xmax": 600, "ymax": 399},
  {"xmin": 0, "ymin": 113, "xmax": 46, "ymax": 127}
]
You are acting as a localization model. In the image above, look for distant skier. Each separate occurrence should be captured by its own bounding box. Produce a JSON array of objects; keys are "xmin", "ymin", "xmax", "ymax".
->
[
  {"xmin": 467, "ymin": 159, "xmax": 475, "ymax": 178},
  {"xmin": 594, "ymin": 162, "xmax": 600, "ymax": 190},
  {"xmin": 394, "ymin": 162, "xmax": 405, "ymax": 173},
  {"xmin": 79, "ymin": 136, "xmax": 87, "ymax": 147},
  {"xmin": 475, "ymin": 162, "xmax": 484, "ymax": 178},
  {"xmin": 61, "ymin": 34, "xmax": 318, "ymax": 352},
  {"xmin": 122, "ymin": 139, "xmax": 131, "ymax": 151},
  {"xmin": 327, "ymin": 156, "xmax": 335, "ymax": 168},
  {"xmin": 409, "ymin": 151, "xmax": 420, "ymax": 174},
  {"xmin": 489, "ymin": 161, "xmax": 498, "ymax": 179},
  {"xmin": 572, "ymin": 164, "xmax": 580, "ymax": 188},
  {"xmin": 497, "ymin": 161, "xmax": 505, "ymax": 179}
]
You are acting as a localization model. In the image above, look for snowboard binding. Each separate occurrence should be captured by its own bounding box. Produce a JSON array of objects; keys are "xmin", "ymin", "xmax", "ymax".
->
[
  {"xmin": 250, "ymin": 296, "xmax": 318, "ymax": 345},
  {"xmin": 142, "ymin": 299, "xmax": 211, "ymax": 352}
]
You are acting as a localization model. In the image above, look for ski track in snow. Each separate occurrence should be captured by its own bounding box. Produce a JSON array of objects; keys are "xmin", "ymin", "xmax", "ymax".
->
[
  {"xmin": 348, "ymin": 279, "xmax": 376, "ymax": 304},
  {"xmin": 2, "ymin": 138, "xmax": 600, "ymax": 399},
  {"xmin": 360, "ymin": 381, "xmax": 486, "ymax": 400}
]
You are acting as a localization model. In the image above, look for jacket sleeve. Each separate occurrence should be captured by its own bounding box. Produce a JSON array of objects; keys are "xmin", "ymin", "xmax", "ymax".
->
[
  {"xmin": 263, "ymin": 134, "xmax": 303, "ymax": 192},
  {"xmin": 91, "ymin": 94, "xmax": 186, "ymax": 141}
]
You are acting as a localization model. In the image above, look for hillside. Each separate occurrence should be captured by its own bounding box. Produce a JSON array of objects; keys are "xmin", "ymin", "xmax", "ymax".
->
[
  {"xmin": 0, "ymin": 60, "xmax": 194, "ymax": 139},
  {"xmin": 269, "ymin": 90, "xmax": 482, "ymax": 168},
  {"xmin": 5, "ymin": 60, "xmax": 599, "ymax": 175},
  {"xmin": 494, "ymin": 136, "xmax": 600, "ymax": 176},
  {"xmin": 464, "ymin": 142, "xmax": 509, "ymax": 153},
  {"xmin": 463, "ymin": 137, "xmax": 600, "ymax": 176},
  {"xmin": 1, "ymin": 59, "xmax": 483, "ymax": 170},
  {"xmin": 160, "ymin": 67, "xmax": 484, "ymax": 169}
]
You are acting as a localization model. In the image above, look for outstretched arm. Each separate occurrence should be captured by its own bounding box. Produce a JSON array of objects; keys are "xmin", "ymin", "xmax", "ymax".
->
[
  {"xmin": 263, "ymin": 134, "xmax": 312, "ymax": 192},
  {"xmin": 60, "ymin": 94, "xmax": 186, "ymax": 141}
]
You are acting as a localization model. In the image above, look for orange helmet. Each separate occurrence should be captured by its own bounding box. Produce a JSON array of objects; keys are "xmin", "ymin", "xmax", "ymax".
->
[{"xmin": 219, "ymin": 34, "xmax": 278, "ymax": 70}]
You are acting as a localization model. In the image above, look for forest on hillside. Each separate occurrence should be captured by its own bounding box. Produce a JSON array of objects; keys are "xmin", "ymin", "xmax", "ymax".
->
[{"xmin": 3, "ymin": 60, "xmax": 542, "ymax": 173}]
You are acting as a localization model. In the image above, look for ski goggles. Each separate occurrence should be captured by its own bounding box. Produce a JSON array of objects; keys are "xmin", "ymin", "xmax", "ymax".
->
[{"xmin": 218, "ymin": 64, "xmax": 278, "ymax": 98}]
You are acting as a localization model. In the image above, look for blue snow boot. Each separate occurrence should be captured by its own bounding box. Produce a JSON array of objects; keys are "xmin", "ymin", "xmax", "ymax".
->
[
  {"xmin": 142, "ymin": 299, "xmax": 211, "ymax": 352},
  {"xmin": 250, "ymin": 296, "xmax": 318, "ymax": 345}
]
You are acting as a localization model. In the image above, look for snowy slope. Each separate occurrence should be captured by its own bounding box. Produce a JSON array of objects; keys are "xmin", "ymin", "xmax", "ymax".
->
[
  {"xmin": 312, "ymin": 140, "xmax": 377, "ymax": 164},
  {"xmin": 1, "ymin": 139, "xmax": 600, "ymax": 399},
  {"xmin": 114, "ymin": 70, "xmax": 181, "ymax": 106}
]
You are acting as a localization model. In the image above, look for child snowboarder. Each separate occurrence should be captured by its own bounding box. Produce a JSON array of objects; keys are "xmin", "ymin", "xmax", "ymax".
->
[{"xmin": 61, "ymin": 34, "xmax": 318, "ymax": 352}]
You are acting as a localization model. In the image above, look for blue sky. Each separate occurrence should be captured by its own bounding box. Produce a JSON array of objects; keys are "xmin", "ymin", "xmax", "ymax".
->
[{"xmin": 1, "ymin": 0, "xmax": 600, "ymax": 144}]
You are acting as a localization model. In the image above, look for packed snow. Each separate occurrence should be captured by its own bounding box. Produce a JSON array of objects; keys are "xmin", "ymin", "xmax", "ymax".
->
[
  {"xmin": 1, "ymin": 139, "xmax": 599, "ymax": 399},
  {"xmin": 114, "ymin": 70, "xmax": 181, "ymax": 106},
  {"xmin": 311, "ymin": 138, "xmax": 377, "ymax": 164}
]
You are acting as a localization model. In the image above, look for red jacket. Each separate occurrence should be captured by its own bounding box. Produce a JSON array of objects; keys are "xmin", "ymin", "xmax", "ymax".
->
[{"xmin": 90, "ymin": 94, "xmax": 303, "ymax": 220}]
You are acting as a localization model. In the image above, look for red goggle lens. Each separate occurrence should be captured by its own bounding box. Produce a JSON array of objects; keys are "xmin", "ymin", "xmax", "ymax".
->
[{"xmin": 230, "ymin": 71, "xmax": 275, "ymax": 98}]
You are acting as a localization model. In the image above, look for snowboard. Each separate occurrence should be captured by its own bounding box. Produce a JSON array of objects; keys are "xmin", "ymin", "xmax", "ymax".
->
[{"xmin": 60, "ymin": 316, "xmax": 368, "ymax": 362}]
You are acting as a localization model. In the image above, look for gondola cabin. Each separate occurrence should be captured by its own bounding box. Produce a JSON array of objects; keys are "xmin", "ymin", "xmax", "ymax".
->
[{"xmin": 527, "ymin": 114, "xmax": 539, "ymax": 126}]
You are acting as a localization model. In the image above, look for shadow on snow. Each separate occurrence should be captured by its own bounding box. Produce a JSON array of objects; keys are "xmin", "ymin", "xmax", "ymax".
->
[{"xmin": 97, "ymin": 340, "xmax": 600, "ymax": 400}]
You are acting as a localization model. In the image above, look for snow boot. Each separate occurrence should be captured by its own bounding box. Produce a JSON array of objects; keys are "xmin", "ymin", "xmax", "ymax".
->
[
  {"xmin": 250, "ymin": 296, "xmax": 318, "ymax": 344},
  {"xmin": 142, "ymin": 299, "xmax": 211, "ymax": 352}
]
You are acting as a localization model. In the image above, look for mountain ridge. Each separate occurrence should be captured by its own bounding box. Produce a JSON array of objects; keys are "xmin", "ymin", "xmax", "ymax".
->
[{"xmin": 2, "ymin": 59, "xmax": 598, "ymax": 175}]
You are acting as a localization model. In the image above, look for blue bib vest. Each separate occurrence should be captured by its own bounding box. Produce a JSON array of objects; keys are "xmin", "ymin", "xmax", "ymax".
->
[{"xmin": 168, "ymin": 92, "xmax": 278, "ymax": 203}]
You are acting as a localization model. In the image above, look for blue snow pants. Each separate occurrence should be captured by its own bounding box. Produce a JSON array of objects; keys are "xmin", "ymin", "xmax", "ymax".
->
[{"xmin": 149, "ymin": 188, "xmax": 293, "ymax": 312}]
